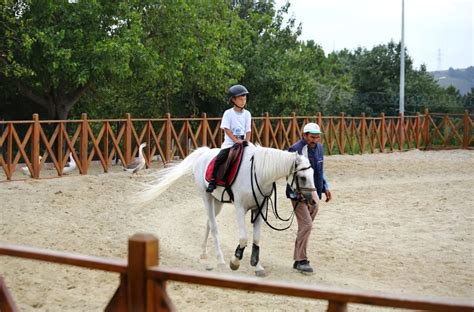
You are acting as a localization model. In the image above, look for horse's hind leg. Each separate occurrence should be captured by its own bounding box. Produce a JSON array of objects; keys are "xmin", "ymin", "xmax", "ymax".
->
[
  {"xmin": 200, "ymin": 200, "xmax": 223, "ymax": 260},
  {"xmin": 200, "ymin": 221, "xmax": 210, "ymax": 259},
  {"xmin": 202, "ymin": 195, "xmax": 225, "ymax": 266},
  {"xmin": 229, "ymin": 205, "xmax": 248, "ymax": 271}
]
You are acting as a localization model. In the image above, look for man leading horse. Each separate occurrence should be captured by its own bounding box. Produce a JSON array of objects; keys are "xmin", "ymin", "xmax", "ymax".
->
[{"xmin": 288, "ymin": 122, "xmax": 332, "ymax": 274}]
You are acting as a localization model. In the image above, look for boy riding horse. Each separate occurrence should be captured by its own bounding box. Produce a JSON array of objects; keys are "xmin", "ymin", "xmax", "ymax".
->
[{"xmin": 206, "ymin": 84, "xmax": 251, "ymax": 192}]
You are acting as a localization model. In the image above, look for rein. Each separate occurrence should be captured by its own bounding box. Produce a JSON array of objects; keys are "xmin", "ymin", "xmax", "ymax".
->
[{"xmin": 249, "ymin": 156, "xmax": 295, "ymax": 231}]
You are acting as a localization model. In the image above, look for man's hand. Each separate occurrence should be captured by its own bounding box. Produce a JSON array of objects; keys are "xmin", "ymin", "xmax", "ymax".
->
[{"xmin": 325, "ymin": 190, "xmax": 332, "ymax": 202}]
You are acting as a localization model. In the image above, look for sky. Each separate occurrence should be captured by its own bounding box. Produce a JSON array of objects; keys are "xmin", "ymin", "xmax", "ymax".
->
[{"xmin": 275, "ymin": 0, "xmax": 473, "ymax": 71}]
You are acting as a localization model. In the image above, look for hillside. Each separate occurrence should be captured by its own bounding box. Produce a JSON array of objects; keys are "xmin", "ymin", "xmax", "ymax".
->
[{"xmin": 431, "ymin": 67, "xmax": 474, "ymax": 95}]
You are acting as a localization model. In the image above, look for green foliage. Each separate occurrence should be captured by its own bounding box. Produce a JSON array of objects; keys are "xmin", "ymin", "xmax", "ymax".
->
[
  {"xmin": 347, "ymin": 41, "xmax": 409, "ymax": 115},
  {"xmin": 0, "ymin": 0, "xmax": 468, "ymax": 121},
  {"xmin": 462, "ymin": 88, "xmax": 474, "ymax": 112},
  {"xmin": 334, "ymin": 41, "xmax": 466, "ymax": 116},
  {"xmin": 1, "ymin": 0, "xmax": 157, "ymax": 119}
]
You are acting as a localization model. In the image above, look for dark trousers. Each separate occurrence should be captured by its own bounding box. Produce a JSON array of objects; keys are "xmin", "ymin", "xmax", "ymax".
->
[{"xmin": 211, "ymin": 147, "xmax": 231, "ymax": 180}]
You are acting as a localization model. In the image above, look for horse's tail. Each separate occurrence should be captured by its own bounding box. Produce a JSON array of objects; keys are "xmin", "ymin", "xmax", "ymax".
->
[{"xmin": 139, "ymin": 147, "xmax": 211, "ymax": 203}]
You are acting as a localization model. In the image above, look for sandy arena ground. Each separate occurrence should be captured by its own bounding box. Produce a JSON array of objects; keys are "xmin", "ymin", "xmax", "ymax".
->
[{"xmin": 0, "ymin": 149, "xmax": 473, "ymax": 311}]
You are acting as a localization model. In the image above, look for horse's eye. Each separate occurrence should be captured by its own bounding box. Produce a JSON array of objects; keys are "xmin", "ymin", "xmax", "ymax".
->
[{"xmin": 300, "ymin": 176, "xmax": 306, "ymax": 182}]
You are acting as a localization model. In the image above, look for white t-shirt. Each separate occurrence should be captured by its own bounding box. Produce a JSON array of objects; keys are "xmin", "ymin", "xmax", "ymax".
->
[{"xmin": 220, "ymin": 108, "xmax": 252, "ymax": 149}]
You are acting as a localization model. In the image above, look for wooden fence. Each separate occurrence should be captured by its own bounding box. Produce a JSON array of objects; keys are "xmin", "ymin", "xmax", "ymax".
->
[
  {"xmin": 1, "ymin": 233, "xmax": 472, "ymax": 312},
  {"xmin": 0, "ymin": 110, "xmax": 472, "ymax": 181}
]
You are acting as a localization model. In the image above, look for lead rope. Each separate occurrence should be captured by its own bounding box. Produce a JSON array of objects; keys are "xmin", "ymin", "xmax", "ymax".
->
[{"xmin": 249, "ymin": 156, "xmax": 295, "ymax": 231}]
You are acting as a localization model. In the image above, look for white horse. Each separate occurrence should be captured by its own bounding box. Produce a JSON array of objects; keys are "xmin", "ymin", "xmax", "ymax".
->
[{"xmin": 141, "ymin": 143, "xmax": 317, "ymax": 276}]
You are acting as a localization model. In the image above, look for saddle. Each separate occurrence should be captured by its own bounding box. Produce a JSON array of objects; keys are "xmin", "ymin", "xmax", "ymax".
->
[{"xmin": 205, "ymin": 142, "xmax": 245, "ymax": 188}]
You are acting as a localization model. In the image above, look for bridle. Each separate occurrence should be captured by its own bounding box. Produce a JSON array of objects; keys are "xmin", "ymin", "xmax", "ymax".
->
[
  {"xmin": 286, "ymin": 161, "xmax": 316, "ymax": 202},
  {"xmin": 249, "ymin": 155, "xmax": 314, "ymax": 231}
]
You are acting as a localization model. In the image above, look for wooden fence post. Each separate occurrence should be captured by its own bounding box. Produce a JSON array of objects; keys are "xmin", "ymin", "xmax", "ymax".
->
[
  {"xmin": 7, "ymin": 122, "xmax": 13, "ymax": 178},
  {"xmin": 263, "ymin": 112, "xmax": 270, "ymax": 147},
  {"xmin": 423, "ymin": 108, "xmax": 430, "ymax": 148},
  {"xmin": 380, "ymin": 113, "xmax": 386, "ymax": 153},
  {"xmin": 316, "ymin": 112, "xmax": 323, "ymax": 144},
  {"xmin": 218, "ymin": 117, "xmax": 223, "ymax": 147},
  {"xmin": 146, "ymin": 120, "xmax": 151, "ymax": 167},
  {"xmin": 58, "ymin": 121, "xmax": 69, "ymax": 173},
  {"xmin": 360, "ymin": 113, "xmax": 366, "ymax": 154},
  {"xmin": 81, "ymin": 113, "xmax": 88, "ymax": 175},
  {"xmin": 165, "ymin": 113, "xmax": 172, "ymax": 162},
  {"xmin": 58, "ymin": 121, "xmax": 64, "ymax": 174},
  {"xmin": 463, "ymin": 110, "xmax": 470, "ymax": 149},
  {"xmin": 327, "ymin": 300, "xmax": 348, "ymax": 312},
  {"xmin": 415, "ymin": 112, "xmax": 421, "ymax": 149},
  {"xmin": 316, "ymin": 112, "xmax": 323, "ymax": 125},
  {"xmin": 127, "ymin": 234, "xmax": 162, "ymax": 312},
  {"xmin": 398, "ymin": 113, "xmax": 405, "ymax": 151},
  {"xmin": 0, "ymin": 119, "xmax": 4, "ymax": 159},
  {"xmin": 32, "ymin": 114, "xmax": 40, "ymax": 179},
  {"xmin": 103, "ymin": 121, "xmax": 109, "ymax": 172},
  {"xmin": 339, "ymin": 112, "xmax": 345, "ymax": 155},
  {"xmin": 0, "ymin": 276, "xmax": 19, "ymax": 312},
  {"xmin": 290, "ymin": 112, "xmax": 297, "ymax": 145},
  {"xmin": 201, "ymin": 113, "xmax": 208, "ymax": 147},
  {"xmin": 125, "ymin": 113, "xmax": 132, "ymax": 166}
]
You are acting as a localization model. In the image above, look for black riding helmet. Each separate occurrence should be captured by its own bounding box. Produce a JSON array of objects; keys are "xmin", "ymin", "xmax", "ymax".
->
[{"xmin": 228, "ymin": 84, "xmax": 249, "ymax": 103}]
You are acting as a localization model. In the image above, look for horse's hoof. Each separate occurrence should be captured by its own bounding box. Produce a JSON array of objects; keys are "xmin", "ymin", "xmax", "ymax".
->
[
  {"xmin": 255, "ymin": 270, "xmax": 266, "ymax": 277},
  {"xmin": 229, "ymin": 259, "xmax": 240, "ymax": 271}
]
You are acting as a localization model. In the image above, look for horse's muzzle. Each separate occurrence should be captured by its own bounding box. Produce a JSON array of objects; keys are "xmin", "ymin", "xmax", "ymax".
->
[{"xmin": 298, "ymin": 187, "xmax": 316, "ymax": 204}]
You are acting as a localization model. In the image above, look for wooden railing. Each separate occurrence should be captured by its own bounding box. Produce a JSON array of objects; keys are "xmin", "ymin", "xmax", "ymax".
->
[
  {"xmin": 0, "ymin": 110, "xmax": 472, "ymax": 180},
  {"xmin": 1, "ymin": 234, "xmax": 472, "ymax": 312}
]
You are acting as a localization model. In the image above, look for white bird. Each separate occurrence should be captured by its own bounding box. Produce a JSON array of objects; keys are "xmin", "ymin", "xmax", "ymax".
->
[
  {"xmin": 123, "ymin": 143, "xmax": 147, "ymax": 175},
  {"xmin": 62, "ymin": 153, "xmax": 77, "ymax": 175},
  {"xmin": 21, "ymin": 156, "xmax": 43, "ymax": 176}
]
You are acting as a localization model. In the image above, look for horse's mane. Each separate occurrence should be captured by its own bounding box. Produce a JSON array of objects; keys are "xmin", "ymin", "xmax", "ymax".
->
[{"xmin": 253, "ymin": 146, "xmax": 296, "ymax": 182}]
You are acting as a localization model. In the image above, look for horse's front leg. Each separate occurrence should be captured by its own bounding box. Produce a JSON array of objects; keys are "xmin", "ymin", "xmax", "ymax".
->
[
  {"xmin": 229, "ymin": 205, "xmax": 247, "ymax": 271},
  {"xmin": 251, "ymin": 212, "xmax": 266, "ymax": 277}
]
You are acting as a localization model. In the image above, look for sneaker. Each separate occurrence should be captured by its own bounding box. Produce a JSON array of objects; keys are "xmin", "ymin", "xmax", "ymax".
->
[
  {"xmin": 293, "ymin": 260, "xmax": 313, "ymax": 274},
  {"xmin": 206, "ymin": 180, "xmax": 217, "ymax": 193}
]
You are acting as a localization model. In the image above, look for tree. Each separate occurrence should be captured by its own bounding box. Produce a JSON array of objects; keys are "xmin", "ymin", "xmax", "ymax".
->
[
  {"xmin": 462, "ymin": 88, "xmax": 474, "ymax": 112},
  {"xmin": 311, "ymin": 47, "xmax": 354, "ymax": 115},
  {"xmin": 161, "ymin": 0, "xmax": 246, "ymax": 116},
  {"xmin": 72, "ymin": 0, "xmax": 247, "ymax": 119},
  {"xmin": 228, "ymin": 0, "xmax": 318, "ymax": 116},
  {"xmin": 1, "ymin": 1, "xmax": 157, "ymax": 119},
  {"xmin": 348, "ymin": 41, "xmax": 411, "ymax": 115}
]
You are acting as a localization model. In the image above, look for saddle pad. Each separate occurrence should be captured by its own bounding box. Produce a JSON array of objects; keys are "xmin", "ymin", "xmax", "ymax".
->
[{"xmin": 205, "ymin": 144, "xmax": 245, "ymax": 187}]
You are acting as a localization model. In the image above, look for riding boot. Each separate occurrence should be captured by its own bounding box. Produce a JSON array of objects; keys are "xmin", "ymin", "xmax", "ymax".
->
[
  {"xmin": 206, "ymin": 179, "xmax": 217, "ymax": 193},
  {"xmin": 207, "ymin": 148, "xmax": 230, "ymax": 193}
]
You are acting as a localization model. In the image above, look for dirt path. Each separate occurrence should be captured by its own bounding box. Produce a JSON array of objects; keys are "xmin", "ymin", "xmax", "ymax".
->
[{"xmin": 1, "ymin": 149, "xmax": 473, "ymax": 311}]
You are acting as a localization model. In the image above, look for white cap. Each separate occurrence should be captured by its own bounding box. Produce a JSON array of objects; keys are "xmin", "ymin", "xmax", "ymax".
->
[{"xmin": 303, "ymin": 122, "xmax": 321, "ymax": 134}]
